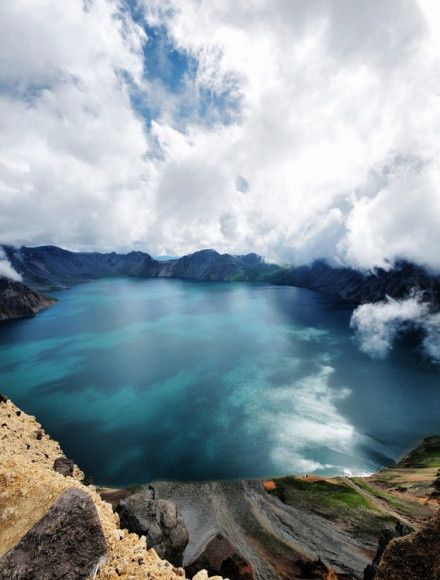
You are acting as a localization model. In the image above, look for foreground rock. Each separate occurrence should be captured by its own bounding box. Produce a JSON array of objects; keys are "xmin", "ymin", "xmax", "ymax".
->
[
  {"xmin": 376, "ymin": 511, "xmax": 440, "ymax": 579},
  {"xmin": 0, "ymin": 487, "xmax": 107, "ymax": 579},
  {"xmin": 363, "ymin": 524, "xmax": 408, "ymax": 580},
  {"xmin": 0, "ymin": 395, "xmax": 224, "ymax": 580},
  {"xmin": 117, "ymin": 494, "xmax": 189, "ymax": 566},
  {"xmin": 0, "ymin": 277, "xmax": 57, "ymax": 321}
]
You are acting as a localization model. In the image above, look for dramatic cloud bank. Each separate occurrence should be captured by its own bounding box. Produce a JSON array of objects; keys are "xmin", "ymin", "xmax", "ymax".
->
[
  {"xmin": 1, "ymin": 1, "xmax": 440, "ymax": 270},
  {"xmin": 0, "ymin": 249, "xmax": 22, "ymax": 281},
  {"xmin": 351, "ymin": 293, "xmax": 440, "ymax": 363}
]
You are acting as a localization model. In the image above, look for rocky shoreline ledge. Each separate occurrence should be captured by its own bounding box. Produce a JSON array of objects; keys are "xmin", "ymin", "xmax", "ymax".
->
[
  {"xmin": 1, "ymin": 394, "xmax": 439, "ymax": 579},
  {"xmin": 102, "ymin": 444, "xmax": 440, "ymax": 580},
  {"xmin": 0, "ymin": 277, "xmax": 57, "ymax": 321}
]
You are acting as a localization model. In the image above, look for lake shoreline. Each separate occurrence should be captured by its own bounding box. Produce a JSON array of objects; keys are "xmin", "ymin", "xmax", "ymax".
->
[
  {"xmin": 98, "ymin": 437, "xmax": 440, "ymax": 579},
  {"xmin": 2, "ymin": 277, "xmax": 437, "ymax": 486}
]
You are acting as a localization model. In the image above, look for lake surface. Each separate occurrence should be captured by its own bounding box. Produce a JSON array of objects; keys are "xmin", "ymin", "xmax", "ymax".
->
[{"xmin": 1, "ymin": 278, "xmax": 439, "ymax": 486}]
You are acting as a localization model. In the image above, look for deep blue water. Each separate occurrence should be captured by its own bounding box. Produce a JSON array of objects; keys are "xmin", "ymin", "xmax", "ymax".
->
[{"xmin": 0, "ymin": 278, "xmax": 439, "ymax": 486}]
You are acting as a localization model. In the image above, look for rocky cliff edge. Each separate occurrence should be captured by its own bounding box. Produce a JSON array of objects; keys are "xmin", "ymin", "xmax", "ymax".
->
[{"xmin": 0, "ymin": 395, "xmax": 224, "ymax": 580}]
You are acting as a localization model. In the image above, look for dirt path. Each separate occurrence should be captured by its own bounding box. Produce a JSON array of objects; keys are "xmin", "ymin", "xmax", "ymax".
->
[{"xmin": 344, "ymin": 477, "xmax": 421, "ymax": 531}]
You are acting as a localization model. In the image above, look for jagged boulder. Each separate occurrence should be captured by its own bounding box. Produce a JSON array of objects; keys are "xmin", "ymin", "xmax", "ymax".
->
[
  {"xmin": 375, "ymin": 511, "xmax": 440, "ymax": 579},
  {"xmin": 117, "ymin": 493, "xmax": 188, "ymax": 566},
  {"xmin": 0, "ymin": 487, "xmax": 107, "ymax": 579}
]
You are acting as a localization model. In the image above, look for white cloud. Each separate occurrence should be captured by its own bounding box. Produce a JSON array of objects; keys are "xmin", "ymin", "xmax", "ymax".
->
[
  {"xmin": 0, "ymin": 0, "xmax": 153, "ymax": 250},
  {"xmin": 1, "ymin": 0, "xmax": 440, "ymax": 270},
  {"xmin": 137, "ymin": 0, "xmax": 440, "ymax": 267},
  {"xmin": 0, "ymin": 249, "xmax": 22, "ymax": 281},
  {"xmin": 350, "ymin": 292, "xmax": 440, "ymax": 363}
]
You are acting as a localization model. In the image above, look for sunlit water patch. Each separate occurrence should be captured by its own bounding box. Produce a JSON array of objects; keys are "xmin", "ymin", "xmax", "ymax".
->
[{"xmin": 0, "ymin": 278, "xmax": 439, "ymax": 486}]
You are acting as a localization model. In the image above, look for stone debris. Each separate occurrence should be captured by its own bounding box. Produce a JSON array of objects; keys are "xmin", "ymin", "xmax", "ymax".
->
[
  {"xmin": 0, "ymin": 396, "xmax": 226, "ymax": 580},
  {"xmin": 192, "ymin": 571, "xmax": 224, "ymax": 580}
]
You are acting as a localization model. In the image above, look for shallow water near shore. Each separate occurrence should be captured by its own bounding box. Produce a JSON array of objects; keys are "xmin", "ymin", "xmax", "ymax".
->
[{"xmin": 0, "ymin": 277, "xmax": 439, "ymax": 486}]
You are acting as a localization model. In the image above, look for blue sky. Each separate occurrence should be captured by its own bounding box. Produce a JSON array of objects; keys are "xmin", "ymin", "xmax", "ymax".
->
[{"xmin": 1, "ymin": 0, "xmax": 440, "ymax": 273}]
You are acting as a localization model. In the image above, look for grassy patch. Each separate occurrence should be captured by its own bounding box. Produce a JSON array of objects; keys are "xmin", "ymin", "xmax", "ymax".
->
[
  {"xmin": 396, "ymin": 436, "xmax": 440, "ymax": 469},
  {"xmin": 350, "ymin": 478, "xmax": 421, "ymax": 520},
  {"xmin": 270, "ymin": 476, "xmax": 371, "ymax": 510},
  {"xmin": 351, "ymin": 479, "xmax": 406, "ymax": 508},
  {"xmin": 268, "ymin": 476, "xmax": 398, "ymax": 539}
]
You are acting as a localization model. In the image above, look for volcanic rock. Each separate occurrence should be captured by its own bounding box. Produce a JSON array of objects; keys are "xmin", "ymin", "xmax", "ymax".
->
[
  {"xmin": 0, "ymin": 487, "xmax": 107, "ymax": 579},
  {"xmin": 363, "ymin": 523, "xmax": 409, "ymax": 579},
  {"xmin": 185, "ymin": 535, "xmax": 254, "ymax": 580},
  {"xmin": 375, "ymin": 511, "xmax": 440, "ymax": 579},
  {"xmin": 53, "ymin": 456, "xmax": 75, "ymax": 477},
  {"xmin": 117, "ymin": 493, "xmax": 189, "ymax": 566},
  {"xmin": 0, "ymin": 277, "xmax": 57, "ymax": 321}
]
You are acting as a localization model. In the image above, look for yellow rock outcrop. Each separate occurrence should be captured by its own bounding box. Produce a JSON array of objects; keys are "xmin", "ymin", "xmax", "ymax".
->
[{"xmin": 0, "ymin": 396, "xmax": 225, "ymax": 580}]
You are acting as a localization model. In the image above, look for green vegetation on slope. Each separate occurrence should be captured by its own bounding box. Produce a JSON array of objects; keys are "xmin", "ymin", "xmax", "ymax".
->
[
  {"xmin": 268, "ymin": 476, "xmax": 398, "ymax": 539},
  {"xmin": 396, "ymin": 436, "xmax": 440, "ymax": 469},
  {"xmin": 350, "ymin": 478, "xmax": 411, "ymax": 513}
]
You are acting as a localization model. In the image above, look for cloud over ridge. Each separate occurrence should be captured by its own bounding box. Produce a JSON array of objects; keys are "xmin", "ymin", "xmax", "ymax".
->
[
  {"xmin": 1, "ymin": 0, "xmax": 440, "ymax": 272},
  {"xmin": 0, "ymin": 249, "xmax": 22, "ymax": 281},
  {"xmin": 351, "ymin": 292, "xmax": 440, "ymax": 363}
]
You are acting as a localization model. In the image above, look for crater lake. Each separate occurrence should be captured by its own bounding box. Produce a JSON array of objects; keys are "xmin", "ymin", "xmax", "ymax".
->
[{"xmin": 0, "ymin": 277, "xmax": 439, "ymax": 486}]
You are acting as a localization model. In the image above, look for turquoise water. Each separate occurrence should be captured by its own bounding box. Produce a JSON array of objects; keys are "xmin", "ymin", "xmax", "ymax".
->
[{"xmin": 0, "ymin": 277, "xmax": 439, "ymax": 486}]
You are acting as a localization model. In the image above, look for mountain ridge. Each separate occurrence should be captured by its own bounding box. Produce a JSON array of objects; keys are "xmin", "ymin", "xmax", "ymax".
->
[
  {"xmin": 2, "ymin": 245, "xmax": 279, "ymax": 292},
  {"xmin": 0, "ymin": 277, "xmax": 58, "ymax": 321},
  {"xmin": 267, "ymin": 259, "xmax": 440, "ymax": 305},
  {"xmin": 1, "ymin": 244, "xmax": 440, "ymax": 324}
]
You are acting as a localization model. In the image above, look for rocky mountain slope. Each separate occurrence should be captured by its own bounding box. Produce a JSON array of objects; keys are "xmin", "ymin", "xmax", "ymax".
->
[
  {"xmin": 149, "ymin": 468, "xmax": 437, "ymax": 579},
  {"xmin": 0, "ymin": 277, "xmax": 57, "ymax": 321},
  {"xmin": 1, "ymin": 396, "xmax": 439, "ymax": 579},
  {"xmin": 2, "ymin": 245, "xmax": 278, "ymax": 292},
  {"xmin": 107, "ymin": 438, "xmax": 439, "ymax": 580},
  {"xmin": 4, "ymin": 244, "xmax": 440, "ymax": 307},
  {"xmin": 267, "ymin": 260, "xmax": 440, "ymax": 305},
  {"xmin": 0, "ymin": 395, "xmax": 224, "ymax": 580}
]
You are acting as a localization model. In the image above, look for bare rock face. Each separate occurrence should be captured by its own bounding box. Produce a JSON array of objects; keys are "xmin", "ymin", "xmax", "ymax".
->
[
  {"xmin": 117, "ymin": 494, "xmax": 188, "ymax": 566},
  {"xmin": 185, "ymin": 535, "xmax": 255, "ymax": 580},
  {"xmin": 0, "ymin": 277, "xmax": 57, "ymax": 321},
  {"xmin": 376, "ymin": 511, "xmax": 440, "ymax": 579},
  {"xmin": 0, "ymin": 487, "xmax": 107, "ymax": 579},
  {"xmin": 363, "ymin": 523, "xmax": 409, "ymax": 579}
]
